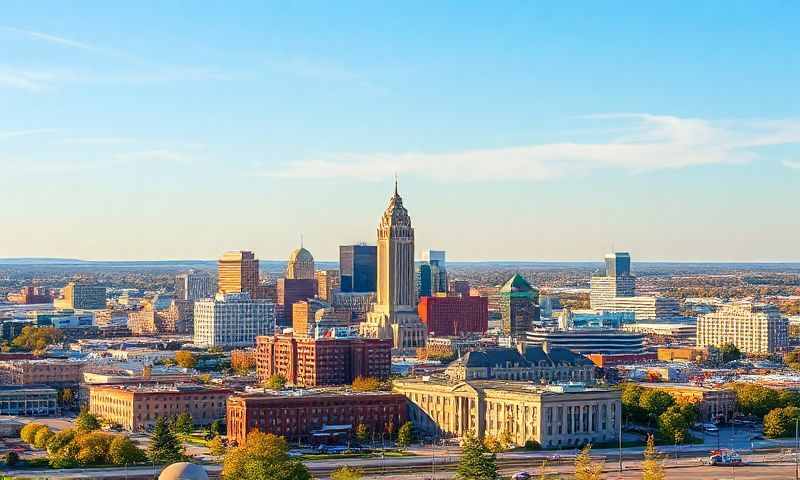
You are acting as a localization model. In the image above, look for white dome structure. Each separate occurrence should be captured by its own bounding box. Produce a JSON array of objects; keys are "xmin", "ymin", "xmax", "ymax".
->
[
  {"xmin": 287, "ymin": 246, "xmax": 315, "ymax": 280},
  {"xmin": 158, "ymin": 462, "xmax": 209, "ymax": 480}
]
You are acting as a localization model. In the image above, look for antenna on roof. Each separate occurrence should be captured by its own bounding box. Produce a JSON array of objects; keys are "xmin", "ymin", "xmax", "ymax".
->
[{"xmin": 300, "ymin": 233, "xmax": 304, "ymax": 249}]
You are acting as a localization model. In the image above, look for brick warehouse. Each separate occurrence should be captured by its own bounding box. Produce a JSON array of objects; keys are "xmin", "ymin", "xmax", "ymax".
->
[
  {"xmin": 255, "ymin": 334, "xmax": 391, "ymax": 387},
  {"xmin": 417, "ymin": 295, "xmax": 488, "ymax": 336},
  {"xmin": 226, "ymin": 390, "xmax": 406, "ymax": 445}
]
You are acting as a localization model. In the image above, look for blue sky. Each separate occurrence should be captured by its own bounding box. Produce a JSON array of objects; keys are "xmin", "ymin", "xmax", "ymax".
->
[{"xmin": 1, "ymin": 2, "xmax": 799, "ymax": 261}]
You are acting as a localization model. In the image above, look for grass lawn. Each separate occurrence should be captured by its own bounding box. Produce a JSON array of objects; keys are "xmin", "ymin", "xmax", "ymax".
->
[{"xmin": 181, "ymin": 434, "xmax": 211, "ymax": 446}]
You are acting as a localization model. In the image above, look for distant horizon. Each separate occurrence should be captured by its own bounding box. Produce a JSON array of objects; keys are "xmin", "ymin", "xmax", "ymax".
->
[{"xmin": 2, "ymin": 256, "xmax": 800, "ymax": 265}]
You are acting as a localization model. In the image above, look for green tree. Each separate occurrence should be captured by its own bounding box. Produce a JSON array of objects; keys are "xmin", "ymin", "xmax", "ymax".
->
[
  {"xmin": 764, "ymin": 407, "xmax": 800, "ymax": 438},
  {"xmin": 639, "ymin": 389, "xmax": 675, "ymax": 425},
  {"xmin": 574, "ymin": 444, "xmax": 603, "ymax": 480},
  {"xmin": 264, "ymin": 374, "xmax": 287, "ymax": 390},
  {"xmin": 175, "ymin": 350, "xmax": 198, "ymax": 369},
  {"xmin": 351, "ymin": 376, "xmax": 382, "ymax": 392},
  {"xmin": 397, "ymin": 421, "xmax": 414, "ymax": 448},
  {"xmin": 222, "ymin": 431, "xmax": 311, "ymax": 480},
  {"xmin": 5, "ymin": 451, "xmax": 19, "ymax": 467},
  {"xmin": 779, "ymin": 390, "xmax": 800, "ymax": 408},
  {"xmin": 620, "ymin": 383, "xmax": 645, "ymax": 423},
  {"xmin": 75, "ymin": 431, "xmax": 114, "ymax": 466},
  {"xmin": 720, "ymin": 343, "xmax": 742, "ymax": 363},
  {"xmin": 33, "ymin": 426, "xmax": 54, "ymax": 449},
  {"xmin": 733, "ymin": 384, "xmax": 780, "ymax": 417},
  {"xmin": 109, "ymin": 435, "xmax": 147, "ymax": 465},
  {"xmin": 11, "ymin": 326, "xmax": 64, "ymax": 352},
  {"xmin": 455, "ymin": 432, "xmax": 498, "ymax": 480},
  {"xmin": 148, "ymin": 416, "xmax": 183, "ymax": 464},
  {"xmin": 641, "ymin": 434, "xmax": 665, "ymax": 480},
  {"xmin": 208, "ymin": 419, "xmax": 225, "ymax": 437},
  {"xmin": 20, "ymin": 422, "xmax": 46, "ymax": 444},
  {"xmin": 330, "ymin": 466, "xmax": 363, "ymax": 480},
  {"xmin": 49, "ymin": 438, "xmax": 81, "ymax": 468},
  {"xmin": 208, "ymin": 435, "xmax": 227, "ymax": 458},
  {"xmin": 47, "ymin": 429, "xmax": 77, "ymax": 456},
  {"xmin": 76, "ymin": 408, "xmax": 101, "ymax": 433},
  {"xmin": 354, "ymin": 423, "xmax": 370, "ymax": 444},
  {"xmin": 658, "ymin": 405, "xmax": 689, "ymax": 442},
  {"xmin": 173, "ymin": 412, "xmax": 193, "ymax": 436}
]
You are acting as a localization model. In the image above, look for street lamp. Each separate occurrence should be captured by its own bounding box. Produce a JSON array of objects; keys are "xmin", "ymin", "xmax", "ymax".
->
[{"xmin": 795, "ymin": 416, "xmax": 799, "ymax": 480}]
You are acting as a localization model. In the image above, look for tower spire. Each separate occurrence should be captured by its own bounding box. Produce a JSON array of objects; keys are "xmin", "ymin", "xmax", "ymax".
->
[
  {"xmin": 300, "ymin": 233, "xmax": 304, "ymax": 248},
  {"xmin": 394, "ymin": 173, "xmax": 399, "ymax": 197}
]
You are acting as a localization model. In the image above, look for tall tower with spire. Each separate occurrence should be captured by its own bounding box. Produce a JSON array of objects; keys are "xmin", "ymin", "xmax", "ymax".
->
[{"xmin": 360, "ymin": 180, "xmax": 427, "ymax": 350}]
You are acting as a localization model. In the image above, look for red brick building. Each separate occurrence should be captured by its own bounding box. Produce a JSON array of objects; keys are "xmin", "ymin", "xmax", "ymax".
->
[
  {"xmin": 255, "ymin": 334, "xmax": 391, "ymax": 387},
  {"xmin": 417, "ymin": 295, "xmax": 488, "ymax": 336},
  {"xmin": 276, "ymin": 278, "xmax": 317, "ymax": 327},
  {"xmin": 227, "ymin": 390, "xmax": 407, "ymax": 445}
]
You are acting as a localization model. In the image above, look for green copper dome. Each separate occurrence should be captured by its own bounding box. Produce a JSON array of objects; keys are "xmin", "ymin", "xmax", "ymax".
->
[{"xmin": 499, "ymin": 274, "xmax": 538, "ymax": 296}]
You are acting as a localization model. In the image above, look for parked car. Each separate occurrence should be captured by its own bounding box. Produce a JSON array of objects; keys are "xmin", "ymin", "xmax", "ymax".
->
[{"xmin": 512, "ymin": 471, "xmax": 531, "ymax": 480}]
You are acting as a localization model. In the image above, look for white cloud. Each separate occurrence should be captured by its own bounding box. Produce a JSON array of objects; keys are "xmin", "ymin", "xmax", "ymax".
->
[
  {"xmin": 783, "ymin": 160, "xmax": 800, "ymax": 170},
  {"xmin": 0, "ymin": 129, "xmax": 59, "ymax": 140},
  {"xmin": 1, "ymin": 27, "xmax": 99, "ymax": 52},
  {"xmin": 266, "ymin": 114, "xmax": 800, "ymax": 182}
]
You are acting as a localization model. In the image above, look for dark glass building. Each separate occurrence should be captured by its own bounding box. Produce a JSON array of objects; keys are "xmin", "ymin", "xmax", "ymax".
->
[
  {"xmin": 416, "ymin": 263, "xmax": 432, "ymax": 299},
  {"xmin": 604, "ymin": 252, "xmax": 631, "ymax": 277},
  {"xmin": 339, "ymin": 245, "xmax": 377, "ymax": 293}
]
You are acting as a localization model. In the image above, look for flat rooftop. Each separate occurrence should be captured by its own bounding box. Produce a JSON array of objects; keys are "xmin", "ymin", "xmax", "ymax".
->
[
  {"xmin": 395, "ymin": 376, "xmax": 615, "ymax": 395},
  {"xmin": 89, "ymin": 383, "xmax": 231, "ymax": 394}
]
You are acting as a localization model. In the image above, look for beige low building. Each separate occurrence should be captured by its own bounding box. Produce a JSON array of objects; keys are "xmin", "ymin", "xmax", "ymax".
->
[
  {"xmin": 697, "ymin": 302, "xmax": 788, "ymax": 355},
  {"xmin": 393, "ymin": 377, "xmax": 620, "ymax": 449},
  {"xmin": 639, "ymin": 383, "xmax": 735, "ymax": 422},
  {"xmin": 89, "ymin": 383, "xmax": 231, "ymax": 431}
]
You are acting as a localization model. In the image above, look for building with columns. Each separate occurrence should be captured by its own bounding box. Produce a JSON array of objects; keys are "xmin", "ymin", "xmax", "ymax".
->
[
  {"xmin": 393, "ymin": 377, "xmax": 621, "ymax": 449},
  {"xmin": 360, "ymin": 182, "xmax": 427, "ymax": 350}
]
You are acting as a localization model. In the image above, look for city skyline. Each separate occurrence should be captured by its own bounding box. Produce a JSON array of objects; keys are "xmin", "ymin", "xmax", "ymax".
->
[{"xmin": 2, "ymin": 2, "xmax": 799, "ymax": 261}]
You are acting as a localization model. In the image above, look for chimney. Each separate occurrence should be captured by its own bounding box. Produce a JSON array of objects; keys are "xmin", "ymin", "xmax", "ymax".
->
[
  {"xmin": 516, "ymin": 341, "xmax": 526, "ymax": 355},
  {"xmin": 142, "ymin": 365, "xmax": 152, "ymax": 379},
  {"xmin": 541, "ymin": 341, "xmax": 549, "ymax": 354}
]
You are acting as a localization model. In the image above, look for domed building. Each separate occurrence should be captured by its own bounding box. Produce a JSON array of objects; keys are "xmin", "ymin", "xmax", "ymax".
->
[
  {"xmin": 287, "ymin": 246, "xmax": 315, "ymax": 280},
  {"xmin": 158, "ymin": 462, "xmax": 209, "ymax": 480}
]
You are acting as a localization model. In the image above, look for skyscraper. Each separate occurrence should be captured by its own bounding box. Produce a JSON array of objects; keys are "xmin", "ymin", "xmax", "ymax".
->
[
  {"xmin": 360, "ymin": 182, "xmax": 427, "ymax": 349},
  {"xmin": 590, "ymin": 252, "xmax": 636, "ymax": 309},
  {"xmin": 424, "ymin": 250, "xmax": 448, "ymax": 294},
  {"xmin": 175, "ymin": 270, "xmax": 214, "ymax": 301},
  {"xmin": 339, "ymin": 244, "xmax": 377, "ymax": 293},
  {"xmin": 416, "ymin": 263, "xmax": 432, "ymax": 299},
  {"xmin": 218, "ymin": 251, "xmax": 260, "ymax": 296},
  {"xmin": 286, "ymin": 247, "xmax": 315, "ymax": 280},
  {"xmin": 499, "ymin": 274, "xmax": 540, "ymax": 340}
]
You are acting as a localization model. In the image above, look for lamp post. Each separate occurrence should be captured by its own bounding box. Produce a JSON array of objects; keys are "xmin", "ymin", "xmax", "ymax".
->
[
  {"xmin": 431, "ymin": 437, "xmax": 437, "ymax": 480},
  {"xmin": 795, "ymin": 416, "xmax": 799, "ymax": 480},
  {"xmin": 618, "ymin": 407, "xmax": 623, "ymax": 476}
]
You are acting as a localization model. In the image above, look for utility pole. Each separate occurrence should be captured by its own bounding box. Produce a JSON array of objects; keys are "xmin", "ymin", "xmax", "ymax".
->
[
  {"xmin": 795, "ymin": 417, "xmax": 799, "ymax": 480},
  {"xmin": 431, "ymin": 438, "xmax": 436, "ymax": 480},
  {"xmin": 618, "ymin": 409, "xmax": 623, "ymax": 476}
]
